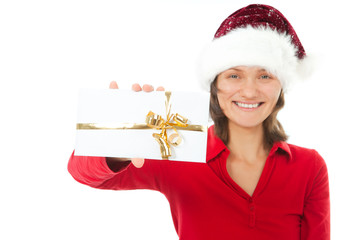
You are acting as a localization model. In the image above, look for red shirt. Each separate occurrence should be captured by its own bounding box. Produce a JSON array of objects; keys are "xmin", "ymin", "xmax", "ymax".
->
[{"xmin": 68, "ymin": 126, "xmax": 330, "ymax": 240}]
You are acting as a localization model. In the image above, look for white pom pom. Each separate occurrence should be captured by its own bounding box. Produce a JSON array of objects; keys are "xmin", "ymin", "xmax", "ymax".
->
[{"xmin": 296, "ymin": 54, "xmax": 318, "ymax": 80}]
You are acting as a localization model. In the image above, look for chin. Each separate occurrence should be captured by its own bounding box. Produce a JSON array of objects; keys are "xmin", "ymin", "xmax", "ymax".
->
[{"xmin": 230, "ymin": 120, "xmax": 263, "ymax": 129}]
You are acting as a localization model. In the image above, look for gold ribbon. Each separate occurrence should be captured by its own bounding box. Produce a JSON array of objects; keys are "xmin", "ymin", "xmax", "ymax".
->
[
  {"xmin": 76, "ymin": 123, "xmax": 205, "ymax": 131},
  {"xmin": 76, "ymin": 91, "xmax": 207, "ymax": 159},
  {"xmin": 145, "ymin": 91, "xmax": 190, "ymax": 159}
]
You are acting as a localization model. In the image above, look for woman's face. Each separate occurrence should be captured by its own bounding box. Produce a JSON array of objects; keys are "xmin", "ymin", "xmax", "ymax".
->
[{"xmin": 216, "ymin": 66, "xmax": 282, "ymax": 129}]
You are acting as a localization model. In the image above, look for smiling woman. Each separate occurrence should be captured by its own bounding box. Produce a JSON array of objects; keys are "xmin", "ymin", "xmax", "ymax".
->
[{"xmin": 68, "ymin": 3, "xmax": 330, "ymax": 240}]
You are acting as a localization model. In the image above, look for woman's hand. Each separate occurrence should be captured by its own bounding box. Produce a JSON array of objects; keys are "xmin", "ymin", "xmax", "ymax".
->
[{"xmin": 107, "ymin": 81, "xmax": 164, "ymax": 168}]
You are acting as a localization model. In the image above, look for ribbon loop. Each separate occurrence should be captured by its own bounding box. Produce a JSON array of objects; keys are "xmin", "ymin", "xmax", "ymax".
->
[
  {"xmin": 173, "ymin": 114, "xmax": 188, "ymax": 127},
  {"xmin": 168, "ymin": 133, "xmax": 182, "ymax": 146},
  {"xmin": 152, "ymin": 133, "xmax": 171, "ymax": 159},
  {"xmin": 146, "ymin": 111, "xmax": 165, "ymax": 129}
]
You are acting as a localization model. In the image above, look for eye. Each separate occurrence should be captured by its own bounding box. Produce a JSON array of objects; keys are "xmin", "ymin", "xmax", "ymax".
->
[
  {"xmin": 260, "ymin": 75, "xmax": 271, "ymax": 79},
  {"xmin": 229, "ymin": 74, "xmax": 239, "ymax": 79}
]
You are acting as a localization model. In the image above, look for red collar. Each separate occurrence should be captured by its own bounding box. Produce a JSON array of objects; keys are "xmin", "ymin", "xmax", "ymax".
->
[{"xmin": 206, "ymin": 125, "xmax": 292, "ymax": 162}]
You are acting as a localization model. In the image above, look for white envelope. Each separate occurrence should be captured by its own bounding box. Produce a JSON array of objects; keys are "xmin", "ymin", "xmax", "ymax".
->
[{"xmin": 75, "ymin": 89, "xmax": 210, "ymax": 162}]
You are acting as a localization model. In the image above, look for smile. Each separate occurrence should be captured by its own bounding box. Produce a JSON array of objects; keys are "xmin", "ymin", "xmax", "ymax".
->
[{"xmin": 234, "ymin": 101, "xmax": 263, "ymax": 109}]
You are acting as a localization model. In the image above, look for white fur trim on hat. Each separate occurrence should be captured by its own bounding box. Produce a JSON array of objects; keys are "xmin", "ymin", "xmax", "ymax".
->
[{"xmin": 198, "ymin": 26, "xmax": 313, "ymax": 92}]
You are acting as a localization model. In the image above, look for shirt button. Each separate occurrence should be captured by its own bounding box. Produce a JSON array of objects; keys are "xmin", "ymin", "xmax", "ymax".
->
[
  {"xmin": 249, "ymin": 198, "xmax": 253, "ymax": 203},
  {"xmin": 249, "ymin": 213, "xmax": 256, "ymax": 228},
  {"xmin": 250, "ymin": 206, "xmax": 254, "ymax": 211}
]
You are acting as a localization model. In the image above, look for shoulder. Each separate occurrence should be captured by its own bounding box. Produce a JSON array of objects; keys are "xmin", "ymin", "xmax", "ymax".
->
[
  {"xmin": 285, "ymin": 144, "xmax": 330, "ymax": 202},
  {"xmin": 286, "ymin": 143, "xmax": 327, "ymax": 171},
  {"xmin": 277, "ymin": 143, "xmax": 329, "ymax": 195}
]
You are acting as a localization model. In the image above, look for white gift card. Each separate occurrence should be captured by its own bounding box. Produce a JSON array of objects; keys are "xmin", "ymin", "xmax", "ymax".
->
[{"xmin": 75, "ymin": 89, "xmax": 210, "ymax": 162}]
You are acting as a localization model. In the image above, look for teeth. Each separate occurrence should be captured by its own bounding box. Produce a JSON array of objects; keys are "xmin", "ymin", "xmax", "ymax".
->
[{"xmin": 235, "ymin": 102, "xmax": 261, "ymax": 108}]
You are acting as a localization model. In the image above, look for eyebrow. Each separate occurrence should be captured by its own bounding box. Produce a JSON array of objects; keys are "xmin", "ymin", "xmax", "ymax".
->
[{"xmin": 229, "ymin": 68, "xmax": 244, "ymax": 72}]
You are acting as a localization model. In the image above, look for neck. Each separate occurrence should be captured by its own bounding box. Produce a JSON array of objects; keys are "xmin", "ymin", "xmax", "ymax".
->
[{"xmin": 227, "ymin": 122, "xmax": 268, "ymax": 164}]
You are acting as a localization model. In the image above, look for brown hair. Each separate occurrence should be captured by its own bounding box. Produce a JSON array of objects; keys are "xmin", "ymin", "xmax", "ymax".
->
[{"xmin": 210, "ymin": 79, "xmax": 288, "ymax": 150}]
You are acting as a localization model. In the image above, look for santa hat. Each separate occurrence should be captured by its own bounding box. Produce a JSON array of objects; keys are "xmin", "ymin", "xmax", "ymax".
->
[{"xmin": 198, "ymin": 4, "xmax": 314, "ymax": 92}]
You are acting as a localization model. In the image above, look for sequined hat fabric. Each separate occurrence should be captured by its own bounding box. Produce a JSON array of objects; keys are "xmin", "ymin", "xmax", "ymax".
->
[{"xmin": 198, "ymin": 4, "xmax": 314, "ymax": 92}]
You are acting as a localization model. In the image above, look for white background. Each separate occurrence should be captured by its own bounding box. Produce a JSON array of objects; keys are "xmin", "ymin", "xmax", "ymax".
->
[{"xmin": 1, "ymin": 0, "xmax": 359, "ymax": 239}]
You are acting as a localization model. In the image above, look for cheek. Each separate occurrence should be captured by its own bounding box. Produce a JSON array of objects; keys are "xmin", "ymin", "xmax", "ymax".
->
[
  {"xmin": 216, "ymin": 92, "xmax": 233, "ymax": 113},
  {"xmin": 270, "ymin": 89, "xmax": 281, "ymax": 100},
  {"xmin": 216, "ymin": 78, "xmax": 236, "ymax": 93},
  {"xmin": 264, "ymin": 83, "xmax": 281, "ymax": 100},
  {"xmin": 266, "ymin": 88, "xmax": 282, "ymax": 109},
  {"xmin": 216, "ymin": 93, "xmax": 226, "ymax": 109},
  {"xmin": 216, "ymin": 83, "xmax": 237, "ymax": 101}
]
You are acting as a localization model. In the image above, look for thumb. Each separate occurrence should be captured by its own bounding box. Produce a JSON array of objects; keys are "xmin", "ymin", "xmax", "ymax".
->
[
  {"xmin": 109, "ymin": 81, "xmax": 119, "ymax": 89},
  {"xmin": 131, "ymin": 158, "xmax": 145, "ymax": 168}
]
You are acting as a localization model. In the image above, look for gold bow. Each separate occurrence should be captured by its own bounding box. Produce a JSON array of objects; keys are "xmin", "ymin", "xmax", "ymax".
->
[{"xmin": 145, "ymin": 91, "xmax": 188, "ymax": 159}]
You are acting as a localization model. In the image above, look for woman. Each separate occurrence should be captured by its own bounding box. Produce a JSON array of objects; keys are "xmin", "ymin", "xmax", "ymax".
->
[{"xmin": 68, "ymin": 4, "xmax": 330, "ymax": 240}]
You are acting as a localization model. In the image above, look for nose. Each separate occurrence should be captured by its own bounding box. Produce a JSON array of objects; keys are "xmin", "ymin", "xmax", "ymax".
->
[{"xmin": 240, "ymin": 78, "xmax": 258, "ymax": 98}]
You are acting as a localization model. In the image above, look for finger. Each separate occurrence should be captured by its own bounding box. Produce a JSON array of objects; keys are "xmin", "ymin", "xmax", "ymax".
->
[
  {"xmin": 109, "ymin": 81, "xmax": 119, "ymax": 89},
  {"xmin": 131, "ymin": 158, "xmax": 145, "ymax": 168},
  {"xmin": 142, "ymin": 84, "xmax": 154, "ymax": 92},
  {"xmin": 156, "ymin": 86, "xmax": 165, "ymax": 91},
  {"xmin": 132, "ymin": 83, "xmax": 142, "ymax": 92}
]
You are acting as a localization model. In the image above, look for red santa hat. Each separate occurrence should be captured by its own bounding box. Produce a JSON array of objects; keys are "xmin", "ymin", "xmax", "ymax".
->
[{"xmin": 198, "ymin": 4, "xmax": 314, "ymax": 92}]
